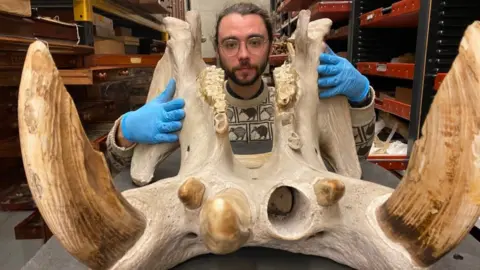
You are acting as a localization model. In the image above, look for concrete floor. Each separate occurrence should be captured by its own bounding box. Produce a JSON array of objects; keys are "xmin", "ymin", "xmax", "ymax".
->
[{"xmin": 0, "ymin": 211, "xmax": 43, "ymax": 270}]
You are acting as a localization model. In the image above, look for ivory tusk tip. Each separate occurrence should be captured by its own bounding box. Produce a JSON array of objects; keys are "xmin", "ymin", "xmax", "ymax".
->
[
  {"xmin": 23, "ymin": 41, "xmax": 56, "ymax": 76},
  {"xmin": 29, "ymin": 40, "xmax": 49, "ymax": 52}
]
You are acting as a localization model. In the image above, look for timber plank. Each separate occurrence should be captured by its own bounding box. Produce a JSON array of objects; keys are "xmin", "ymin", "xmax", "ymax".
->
[
  {"xmin": 58, "ymin": 69, "xmax": 93, "ymax": 85},
  {"xmin": 85, "ymin": 54, "xmax": 163, "ymax": 67},
  {"xmin": 0, "ymin": 36, "xmax": 93, "ymax": 55}
]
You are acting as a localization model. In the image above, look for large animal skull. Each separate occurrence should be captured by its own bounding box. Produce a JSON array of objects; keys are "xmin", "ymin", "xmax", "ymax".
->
[{"xmin": 17, "ymin": 10, "xmax": 480, "ymax": 270}]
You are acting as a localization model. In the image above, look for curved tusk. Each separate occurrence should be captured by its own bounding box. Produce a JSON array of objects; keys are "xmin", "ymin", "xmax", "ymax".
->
[
  {"xmin": 377, "ymin": 22, "xmax": 480, "ymax": 267},
  {"xmin": 18, "ymin": 41, "xmax": 146, "ymax": 269}
]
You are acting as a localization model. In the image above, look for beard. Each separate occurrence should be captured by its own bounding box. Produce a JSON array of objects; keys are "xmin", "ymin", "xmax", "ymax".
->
[{"xmin": 219, "ymin": 55, "xmax": 269, "ymax": 86}]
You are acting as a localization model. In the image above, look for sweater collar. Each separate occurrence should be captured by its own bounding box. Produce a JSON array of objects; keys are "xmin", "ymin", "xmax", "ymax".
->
[{"xmin": 226, "ymin": 79, "xmax": 265, "ymax": 100}]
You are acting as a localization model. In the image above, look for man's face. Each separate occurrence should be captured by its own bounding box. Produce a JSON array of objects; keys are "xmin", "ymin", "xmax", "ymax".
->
[{"xmin": 217, "ymin": 13, "xmax": 271, "ymax": 86}]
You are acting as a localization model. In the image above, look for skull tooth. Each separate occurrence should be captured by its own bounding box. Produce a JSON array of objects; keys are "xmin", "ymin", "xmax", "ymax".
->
[
  {"xmin": 178, "ymin": 177, "xmax": 205, "ymax": 210},
  {"xmin": 214, "ymin": 112, "xmax": 228, "ymax": 134},
  {"xmin": 199, "ymin": 188, "xmax": 251, "ymax": 254},
  {"xmin": 288, "ymin": 131, "xmax": 302, "ymax": 150},
  {"xmin": 273, "ymin": 63, "xmax": 298, "ymax": 110},
  {"xmin": 197, "ymin": 66, "xmax": 226, "ymax": 115},
  {"xmin": 314, "ymin": 178, "xmax": 345, "ymax": 206}
]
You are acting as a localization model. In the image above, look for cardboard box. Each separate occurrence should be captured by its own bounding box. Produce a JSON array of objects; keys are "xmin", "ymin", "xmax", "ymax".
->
[
  {"xmin": 395, "ymin": 87, "xmax": 412, "ymax": 105},
  {"xmin": 93, "ymin": 13, "xmax": 113, "ymax": 28},
  {"xmin": 95, "ymin": 26, "xmax": 115, "ymax": 39},
  {"xmin": 93, "ymin": 13, "xmax": 115, "ymax": 38},
  {"xmin": 117, "ymin": 36, "xmax": 140, "ymax": 46},
  {"xmin": 115, "ymin": 26, "xmax": 132, "ymax": 37},
  {"xmin": 94, "ymin": 37, "xmax": 125, "ymax": 55},
  {"xmin": 0, "ymin": 0, "xmax": 31, "ymax": 17}
]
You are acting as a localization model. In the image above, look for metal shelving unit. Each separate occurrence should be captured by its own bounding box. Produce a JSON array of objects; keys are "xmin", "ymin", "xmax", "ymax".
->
[
  {"xmin": 310, "ymin": 1, "xmax": 351, "ymax": 22},
  {"xmin": 274, "ymin": 0, "xmax": 353, "ymax": 61},
  {"xmin": 356, "ymin": 62, "xmax": 415, "ymax": 80},
  {"xmin": 348, "ymin": 0, "xmax": 480, "ymax": 169},
  {"xmin": 0, "ymin": 0, "xmax": 178, "ymax": 242},
  {"xmin": 348, "ymin": 0, "xmax": 418, "ymax": 170},
  {"xmin": 278, "ymin": 0, "xmax": 315, "ymax": 12},
  {"xmin": 30, "ymin": 0, "xmax": 167, "ymax": 46},
  {"xmin": 359, "ymin": 0, "xmax": 420, "ymax": 28},
  {"xmin": 409, "ymin": 0, "xmax": 480, "ymax": 153}
]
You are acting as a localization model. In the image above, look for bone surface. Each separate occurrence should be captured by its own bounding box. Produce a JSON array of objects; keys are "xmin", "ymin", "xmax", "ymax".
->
[{"xmin": 18, "ymin": 10, "xmax": 480, "ymax": 270}]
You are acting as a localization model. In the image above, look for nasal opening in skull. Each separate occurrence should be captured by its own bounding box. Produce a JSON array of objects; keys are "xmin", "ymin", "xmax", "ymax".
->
[
  {"xmin": 185, "ymin": 232, "xmax": 198, "ymax": 239},
  {"xmin": 267, "ymin": 186, "xmax": 312, "ymax": 239}
]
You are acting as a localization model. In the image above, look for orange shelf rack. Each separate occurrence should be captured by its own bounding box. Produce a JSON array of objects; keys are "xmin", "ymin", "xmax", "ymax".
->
[
  {"xmin": 278, "ymin": 0, "xmax": 316, "ymax": 12},
  {"xmin": 326, "ymin": 25, "xmax": 349, "ymax": 40},
  {"xmin": 375, "ymin": 97, "xmax": 411, "ymax": 120},
  {"xmin": 359, "ymin": 0, "xmax": 420, "ymax": 28},
  {"xmin": 356, "ymin": 62, "xmax": 415, "ymax": 80},
  {"xmin": 434, "ymin": 72, "xmax": 447, "ymax": 90},
  {"xmin": 310, "ymin": 1, "xmax": 351, "ymax": 22},
  {"xmin": 367, "ymin": 155, "xmax": 409, "ymax": 170},
  {"xmin": 85, "ymin": 54, "xmax": 164, "ymax": 68},
  {"xmin": 269, "ymin": 54, "xmax": 288, "ymax": 67}
]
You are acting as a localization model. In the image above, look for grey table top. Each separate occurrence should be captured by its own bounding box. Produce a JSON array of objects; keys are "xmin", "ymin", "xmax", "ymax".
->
[{"xmin": 22, "ymin": 142, "xmax": 480, "ymax": 269}]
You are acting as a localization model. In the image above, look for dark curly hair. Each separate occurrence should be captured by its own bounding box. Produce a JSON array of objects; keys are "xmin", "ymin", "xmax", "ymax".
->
[{"xmin": 214, "ymin": 2, "xmax": 273, "ymax": 50}]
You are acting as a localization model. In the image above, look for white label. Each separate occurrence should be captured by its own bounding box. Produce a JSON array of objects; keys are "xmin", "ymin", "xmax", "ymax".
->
[
  {"xmin": 367, "ymin": 14, "xmax": 374, "ymax": 21},
  {"xmin": 130, "ymin": 57, "xmax": 142, "ymax": 64},
  {"xmin": 376, "ymin": 64, "xmax": 387, "ymax": 72}
]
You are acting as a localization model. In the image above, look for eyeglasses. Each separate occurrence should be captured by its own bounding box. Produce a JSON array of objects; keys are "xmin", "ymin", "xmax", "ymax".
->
[{"xmin": 220, "ymin": 36, "xmax": 268, "ymax": 56}]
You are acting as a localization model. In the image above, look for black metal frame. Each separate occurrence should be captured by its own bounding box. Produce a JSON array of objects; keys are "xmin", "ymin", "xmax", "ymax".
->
[
  {"xmin": 407, "ymin": 0, "xmax": 435, "ymax": 154},
  {"xmin": 472, "ymin": 225, "xmax": 480, "ymax": 242},
  {"xmin": 348, "ymin": 1, "xmax": 418, "ymax": 64},
  {"xmin": 77, "ymin": 22, "xmax": 95, "ymax": 46},
  {"xmin": 347, "ymin": 0, "xmax": 361, "ymax": 63}
]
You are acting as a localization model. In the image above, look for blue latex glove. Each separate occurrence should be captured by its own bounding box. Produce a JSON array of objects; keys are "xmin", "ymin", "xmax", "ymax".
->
[
  {"xmin": 120, "ymin": 79, "xmax": 185, "ymax": 144},
  {"xmin": 317, "ymin": 46, "xmax": 370, "ymax": 103}
]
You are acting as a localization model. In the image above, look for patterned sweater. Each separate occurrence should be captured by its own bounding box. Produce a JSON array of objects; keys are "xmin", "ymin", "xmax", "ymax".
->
[{"xmin": 105, "ymin": 80, "xmax": 376, "ymax": 176}]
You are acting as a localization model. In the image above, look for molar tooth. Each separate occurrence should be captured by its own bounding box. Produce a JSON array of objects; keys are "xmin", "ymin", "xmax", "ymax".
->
[
  {"xmin": 197, "ymin": 66, "xmax": 230, "ymax": 134},
  {"xmin": 274, "ymin": 63, "xmax": 298, "ymax": 110},
  {"xmin": 214, "ymin": 112, "xmax": 228, "ymax": 134},
  {"xmin": 197, "ymin": 66, "xmax": 226, "ymax": 115},
  {"xmin": 178, "ymin": 177, "xmax": 206, "ymax": 209},
  {"xmin": 199, "ymin": 188, "xmax": 251, "ymax": 254},
  {"xmin": 314, "ymin": 178, "xmax": 345, "ymax": 206},
  {"xmin": 288, "ymin": 132, "xmax": 302, "ymax": 150}
]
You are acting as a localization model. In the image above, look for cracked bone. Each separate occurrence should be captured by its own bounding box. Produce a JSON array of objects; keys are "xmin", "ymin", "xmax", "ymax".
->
[{"xmin": 17, "ymin": 10, "xmax": 480, "ymax": 270}]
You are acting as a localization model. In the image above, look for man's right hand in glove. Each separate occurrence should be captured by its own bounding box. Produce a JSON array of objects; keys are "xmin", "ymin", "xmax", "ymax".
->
[{"xmin": 116, "ymin": 79, "xmax": 185, "ymax": 147}]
